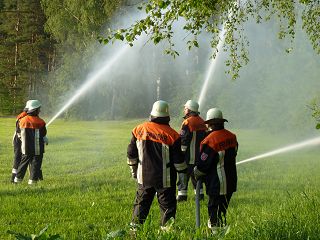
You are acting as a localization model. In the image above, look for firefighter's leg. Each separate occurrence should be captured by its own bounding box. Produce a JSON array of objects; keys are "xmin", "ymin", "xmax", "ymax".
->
[
  {"xmin": 14, "ymin": 154, "xmax": 30, "ymax": 183},
  {"xmin": 11, "ymin": 137, "xmax": 22, "ymax": 182},
  {"xmin": 38, "ymin": 169, "xmax": 43, "ymax": 180},
  {"xmin": 219, "ymin": 193, "xmax": 233, "ymax": 226},
  {"xmin": 37, "ymin": 155, "xmax": 43, "ymax": 180},
  {"xmin": 28, "ymin": 154, "xmax": 43, "ymax": 184},
  {"xmin": 157, "ymin": 186, "xmax": 176, "ymax": 226},
  {"xmin": 208, "ymin": 195, "xmax": 220, "ymax": 227},
  {"xmin": 132, "ymin": 184, "xmax": 156, "ymax": 224},
  {"xmin": 177, "ymin": 165, "xmax": 192, "ymax": 201}
]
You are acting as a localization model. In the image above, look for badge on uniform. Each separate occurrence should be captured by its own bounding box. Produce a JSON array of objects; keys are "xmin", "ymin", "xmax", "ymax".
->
[{"xmin": 200, "ymin": 152, "xmax": 208, "ymax": 161}]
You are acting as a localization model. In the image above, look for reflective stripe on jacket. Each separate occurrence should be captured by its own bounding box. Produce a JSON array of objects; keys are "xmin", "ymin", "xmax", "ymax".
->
[
  {"xmin": 127, "ymin": 121, "xmax": 187, "ymax": 188},
  {"xmin": 19, "ymin": 115, "xmax": 46, "ymax": 155},
  {"xmin": 180, "ymin": 115, "xmax": 206, "ymax": 165},
  {"xmin": 13, "ymin": 111, "xmax": 28, "ymax": 144},
  {"xmin": 198, "ymin": 128, "xmax": 238, "ymax": 195}
]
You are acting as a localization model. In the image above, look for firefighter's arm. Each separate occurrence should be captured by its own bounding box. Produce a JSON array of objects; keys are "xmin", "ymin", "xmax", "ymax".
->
[
  {"xmin": 12, "ymin": 120, "xmax": 21, "ymax": 146},
  {"xmin": 127, "ymin": 133, "xmax": 139, "ymax": 178},
  {"xmin": 172, "ymin": 138, "xmax": 188, "ymax": 173},
  {"xmin": 41, "ymin": 125, "xmax": 48, "ymax": 145},
  {"xmin": 43, "ymin": 136, "xmax": 49, "ymax": 145},
  {"xmin": 180, "ymin": 124, "xmax": 192, "ymax": 152},
  {"xmin": 194, "ymin": 143, "xmax": 214, "ymax": 179},
  {"xmin": 12, "ymin": 131, "xmax": 16, "ymax": 146}
]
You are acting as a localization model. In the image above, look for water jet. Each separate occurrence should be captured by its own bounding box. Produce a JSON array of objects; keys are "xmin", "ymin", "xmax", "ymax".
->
[
  {"xmin": 197, "ymin": 27, "xmax": 226, "ymax": 111},
  {"xmin": 47, "ymin": 45, "xmax": 130, "ymax": 127},
  {"xmin": 237, "ymin": 136, "xmax": 320, "ymax": 165}
]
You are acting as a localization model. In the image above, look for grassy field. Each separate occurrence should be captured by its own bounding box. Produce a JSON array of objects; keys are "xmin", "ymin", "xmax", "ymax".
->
[{"xmin": 0, "ymin": 117, "xmax": 319, "ymax": 239}]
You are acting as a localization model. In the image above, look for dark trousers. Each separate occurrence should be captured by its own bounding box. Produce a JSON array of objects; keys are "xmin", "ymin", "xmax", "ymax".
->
[
  {"xmin": 12, "ymin": 136, "xmax": 22, "ymax": 171},
  {"xmin": 16, "ymin": 154, "xmax": 43, "ymax": 181},
  {"xmin": 177, "ymin": 164, "xmax": 203, "ymax": 195},
  {"xmin": 132, "ymin": 184, "xmax": 177, "ymax": 226},
  {"xmin": 208, "ymin": 193, "xmax": 233, "ymax": 227}
]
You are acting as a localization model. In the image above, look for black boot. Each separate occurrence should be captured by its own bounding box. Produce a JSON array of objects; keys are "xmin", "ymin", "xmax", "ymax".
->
[
  {"xmin": 11, "ymin": 173, "xmax": 16, "ymax": 183},
  {"xmin": 38, "ymin": 170, "xmax": 43, "ymax": 180}
]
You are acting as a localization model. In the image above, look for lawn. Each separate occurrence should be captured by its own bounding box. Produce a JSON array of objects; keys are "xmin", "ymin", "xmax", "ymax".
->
[{"xmin": 0, "ymin": 118, "xmax": 319, "ymax": 239}]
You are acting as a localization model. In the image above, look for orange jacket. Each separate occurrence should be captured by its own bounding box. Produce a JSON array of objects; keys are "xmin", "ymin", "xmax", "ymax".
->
[
  {"xmin": 197, "ymin": 128, "xmax": 238, "ymax": 195},
  {"xmin": 127, "ymin": 120, "xmax": 187, "ymax": 188},
  {"xmin": 180, "ymin": 114, "xmax": 207, "ymax": 164},
  {"xmin": 19, "ymin": 115, "xmax": 47, "ymax": 155}
]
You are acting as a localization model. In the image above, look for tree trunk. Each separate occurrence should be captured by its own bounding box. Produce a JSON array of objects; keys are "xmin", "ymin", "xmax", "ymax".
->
[{"xmin": 13, "ymin": 8, "xmax": 20, "ymax": 114}]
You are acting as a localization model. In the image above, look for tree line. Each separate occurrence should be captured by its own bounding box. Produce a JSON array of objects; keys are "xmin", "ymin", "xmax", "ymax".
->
[
  {"xmin": 0, "ymin": 0, "xmax": 126, "ymax": 115},
  {"xmin": 0, "ymin": 0, "xmax": 319, "ymax": 130}
]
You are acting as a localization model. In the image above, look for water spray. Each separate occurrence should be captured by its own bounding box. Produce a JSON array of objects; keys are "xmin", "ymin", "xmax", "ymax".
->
[
  {"xmin": 197, "ymin": 28, "xmax": 226, "ymax": 111},
  {"xmin": 46, "ymin": 45, "xmax": 129, "ymax": 127},
  {"xmin": 237, "ymin": 136, "xmax": 320, "ymax": 165}
]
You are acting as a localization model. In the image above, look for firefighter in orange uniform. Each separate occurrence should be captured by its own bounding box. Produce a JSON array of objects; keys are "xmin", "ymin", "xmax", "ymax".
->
[
  {"xmin": 177, "ymin": 100, "xmax": 207, "ymax": 202},
  {"xmin": 194, "ymin": 108, "xmax": 238, "ymax": 231},
  {"xmin": 127, "ymin": 100, "xmax": 187, "ymax": 229},
  {"xmin": 11, "ymin": 100, "xmax": 30, "ymax": 182},
  {"xmin": 14, "ymin": 100, "xmax": 47, "ymax": 184}
]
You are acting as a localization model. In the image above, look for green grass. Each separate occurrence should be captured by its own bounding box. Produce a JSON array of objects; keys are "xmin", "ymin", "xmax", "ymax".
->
[{"xmin": 0, "ymin": 118, "xmax": 319, "ymax": 239}]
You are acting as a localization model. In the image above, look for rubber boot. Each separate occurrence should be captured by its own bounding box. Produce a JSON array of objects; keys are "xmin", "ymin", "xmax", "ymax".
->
[{"xmin": 11, "ymin": 173, "xmax": 16, "ymax": 183}]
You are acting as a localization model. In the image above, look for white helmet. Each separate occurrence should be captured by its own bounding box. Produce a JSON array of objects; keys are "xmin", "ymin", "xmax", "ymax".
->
[
  {"xmin": 24, "ymin": 100, "xmax": 32, "ymax": 110},
  {"xmin": 150, "ymin": 100, "xmax": 170, "ymax": 117},
  {"xmin": 205, "ymin": 108, "xmax": 228, "ymax": 123},
  {"xmin": 184, "ymin": 100, "xmax": 199, "ymax": 112},
  {"xmin": 27, "ymin": 100, "xmax": 41, "ymax": 113}
]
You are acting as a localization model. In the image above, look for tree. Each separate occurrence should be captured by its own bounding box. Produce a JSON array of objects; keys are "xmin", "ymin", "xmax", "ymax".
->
[
  {"xmin": 40, "ymin": 0, "xmax": 126, "ymax": 118},
  {"xmin": 0, "ymin": 0, "xmax": 53, "ymax": 114},
  {"xmin": 100, "ymin": 0, "xmax": 320, "ymax": 127},
  {"xmin": 101, "ymin": 0, "xmax": 319, "ymax": 80}
]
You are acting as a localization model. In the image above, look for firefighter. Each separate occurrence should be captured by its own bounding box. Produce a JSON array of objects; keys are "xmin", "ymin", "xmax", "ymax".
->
[
  {"xmin": 11, "ymin": 100, "xmax": 30, "ymax": 182},
  {"xmin": 194, "ymin": 108, "xmax": 238, "ymax": 231},
  {"xmin": 14, "ymin": 100, "xmax": 47, "ymax": 184},
  {"xmin": 127, "ymin": 100, "xmax": 188, "ymax": 229},
  {"xmin": 177, "ymin": 100, "xmax": 207, "ymax": 202}
]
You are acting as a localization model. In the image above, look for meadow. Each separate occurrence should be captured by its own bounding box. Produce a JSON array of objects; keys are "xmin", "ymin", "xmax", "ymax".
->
[{"xmin": 0, "ymin": 117, "xmax": 319, "ymax": 239}]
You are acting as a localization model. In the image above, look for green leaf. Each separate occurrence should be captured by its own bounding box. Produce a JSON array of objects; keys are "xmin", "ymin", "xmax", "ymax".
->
[
  {"xmin": 37, "ymin": 225, "xmax": 49, "ymax": 237},
  {"xmin": 153, "ymin": 36, "xmax": 162, "ymax": 44},
  {"xmin": 7, "ymin": 230, "xmax": 30, "ymax": 240},
  {"xmin": 114, "ymin": 33, "xmax": 124, "ymax": 41},
  {"xmin": 145, "ymin": 4, "xmax": 152, "ymax": 13}
]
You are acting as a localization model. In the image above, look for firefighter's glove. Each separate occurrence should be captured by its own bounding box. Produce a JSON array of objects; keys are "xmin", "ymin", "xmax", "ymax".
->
[
  {"xmin": 43, "ymin": 136, "xmax": 49, "ymax": 145},
  {"xmin": 130, "ymin": 165, "xmax": 138, "ymax": 179},
  {"xmin": 193, "ymin": 166, "xmax": 206, "ymax": 181}
]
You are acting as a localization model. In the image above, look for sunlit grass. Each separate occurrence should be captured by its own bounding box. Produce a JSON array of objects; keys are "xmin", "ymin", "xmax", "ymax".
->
[{"xmin": 0, "ymin": 118, "xmax": 319, "ymax": 239}]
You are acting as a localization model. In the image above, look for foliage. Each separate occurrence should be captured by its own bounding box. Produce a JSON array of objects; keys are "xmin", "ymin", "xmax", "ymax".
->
[
  {"xmin": 309, "ymin": 99, "xmax": 320, "ymax": 129},
  {"xmin": 7, "ymin": 225, "xmax": 61, "ymax": 240},
  {"xmin": 101, "ymin": 0, "xmax": 320, "ymax": 80},
  {"xmin": 40, "ymin": 0, "xmax": 126, "ymax": 117},
  {"xmin": 0, "ymin": 0, "xmax": 53, "ymax": 114},
  {"xmin": 200, "ymin": 19, "xmax": 320, "ymax": 133}
]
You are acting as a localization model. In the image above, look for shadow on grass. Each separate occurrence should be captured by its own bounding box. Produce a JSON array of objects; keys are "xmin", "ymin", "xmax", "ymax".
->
[
  {"xmin": 1, "ymin": 177, "xmax": 129, "ymax": 197},
  {"xmin": 45, "ymin": 136, "xmax": 77, "ymax": 145}
]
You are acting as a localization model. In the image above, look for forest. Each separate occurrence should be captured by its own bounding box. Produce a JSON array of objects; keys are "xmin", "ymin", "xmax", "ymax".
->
[{"xmin": 0, "ymin": 0, "xmax": 319, "ymax": 131}]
